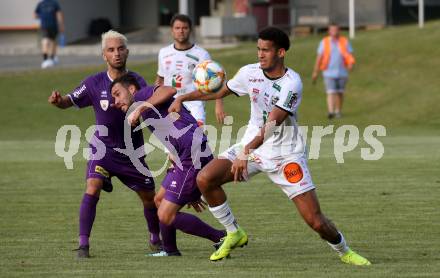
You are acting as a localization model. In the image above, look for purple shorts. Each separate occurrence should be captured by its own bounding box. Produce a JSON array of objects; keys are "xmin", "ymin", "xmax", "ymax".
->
[
  {"xmin": 162, "ymin": 156, "xmax": 213, "ymax": 206},
  {"xmin": 86, "ymin": 149, "xmax": 155, "ymax": 192}
]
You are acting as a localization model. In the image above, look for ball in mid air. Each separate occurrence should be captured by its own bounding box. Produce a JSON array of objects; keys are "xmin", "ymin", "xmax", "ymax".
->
[{"xmin": 192, "ymin": 60, "xmax": 225, "ymax": 94}]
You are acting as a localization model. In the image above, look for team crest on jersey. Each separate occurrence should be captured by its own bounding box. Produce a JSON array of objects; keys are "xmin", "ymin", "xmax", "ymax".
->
[
  {"xmin": 271, "ymin": 96, "xmax": 280, "ymax": 105},
  {"xmin": 100, "ymin": 100, "xmax": 109, "ymax": 111}
]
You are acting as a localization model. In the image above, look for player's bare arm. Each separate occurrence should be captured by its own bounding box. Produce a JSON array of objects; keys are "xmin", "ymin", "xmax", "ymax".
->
[
  {"xmin": 312, "ymin": 54, "xmax": 322, "ymax": 84},
  {"xmin": 231, "ymin": 107, "xmax": 290, "ymax": 182},
  {"xmin": 168, "ymin": 84, "xmax": 231, "ymax": 114},
  {"xmin": 215, "ymin": 98, "xmax": 227, "ymax": 124},
  {"xmin": 154, "ymin": 75, "xmax": 164, "ymax": 86},
  {"xmin": 48, "ymin": 90, "xmax": 73, "ymax": 109}
]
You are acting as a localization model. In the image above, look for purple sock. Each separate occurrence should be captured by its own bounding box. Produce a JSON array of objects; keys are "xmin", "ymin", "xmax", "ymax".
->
[
  {"xmin": 159, "ymin": 222, "xmax": 178, "ymax": 253},
  {"xmin": 144, "ymin": 207, "xmax": 160, "ymax": 243},
  {"xmin": 78, "ymin": 193, "xmax": 99, "ymax": 246},
  {"xmin": 172, "ymin": 212, "xmax": 225, "ymax": 243}
]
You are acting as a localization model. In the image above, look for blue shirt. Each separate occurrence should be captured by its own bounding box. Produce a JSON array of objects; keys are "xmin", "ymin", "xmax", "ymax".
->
[
  {"xmin": 317, "ymin": 38, "xmax": 353, "ymax": 78},
  {"xmin": 35, "ymin": 0, "xmax": 61, "ymax": 30}
]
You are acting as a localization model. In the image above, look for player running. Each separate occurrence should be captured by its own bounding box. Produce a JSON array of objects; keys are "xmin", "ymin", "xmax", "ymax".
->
[
  {"xmin": 168, "ymin": 27, "xmax": 371, "ymax": 265},
  {"xmin": 48, "ymin": 30, "xmax": 160, "ymax": 258},
  {"xmin": 111, "ymin": 74, "xmax": 226, "ymax": 256},
  {"xmin": 155, "ymin": 14, "xmax": 226, "ymax": 125}
]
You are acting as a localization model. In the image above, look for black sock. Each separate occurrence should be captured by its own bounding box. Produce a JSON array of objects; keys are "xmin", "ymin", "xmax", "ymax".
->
[{"xmin": 43, "ymin": 54, "xmax": 48, "ymax": 60}]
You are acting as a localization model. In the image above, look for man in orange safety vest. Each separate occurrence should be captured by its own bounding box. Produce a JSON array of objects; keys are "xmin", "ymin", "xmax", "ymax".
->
[{"xmin": 312, "ymin": 24, "xmax": 355, "ymax": 119}]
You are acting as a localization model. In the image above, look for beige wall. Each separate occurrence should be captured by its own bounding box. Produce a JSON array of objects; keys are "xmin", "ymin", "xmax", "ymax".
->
[{"xmin": 0, "ymin": 0, "xmax": 40, "ymax": 28}]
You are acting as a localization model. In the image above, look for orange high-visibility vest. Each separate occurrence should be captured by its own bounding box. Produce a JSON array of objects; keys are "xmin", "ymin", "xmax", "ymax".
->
[{"xmin": 319, "ymin": 36, "xmax": 355, "ymax": 71}]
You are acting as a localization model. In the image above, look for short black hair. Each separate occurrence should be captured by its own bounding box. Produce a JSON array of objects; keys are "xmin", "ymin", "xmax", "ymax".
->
[
  {"xmin": 258, "ymin": 27, "xmax": 290, "ymax": 51},
  {"xmin": 110, "ymin": 74, "xmax": 140, "ymax": 92},
  {"xmin": 170, "ymin": 14, "xmax": 192, "ymax": 30}
]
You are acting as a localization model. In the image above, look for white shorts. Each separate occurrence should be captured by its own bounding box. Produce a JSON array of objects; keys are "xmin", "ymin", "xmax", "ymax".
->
[
  {"xmin": 219, "ymin": 143, "xmax": 315, "ymax": 199},
  {"xmin": 182, "ymin": 100, "xmax": 206, "ymax": 125}
]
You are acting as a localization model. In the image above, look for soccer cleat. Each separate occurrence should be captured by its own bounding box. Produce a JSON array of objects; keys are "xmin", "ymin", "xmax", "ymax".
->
[
  {"xmin": 328, "ymin": 113, "xmax": 335, "ymax": 119},
  {"xmin": 74, "ymin": 245, "xmax": 90, "ymax": 259},
  {"xmin": 210, "ymin": 227, "xmax": 248, "ymax": 261},
  {"xmin": 148, "ymin": 240, "xmax": 163, "ymax": 252},
  {"xmin": 213, "ymin": 238, "xmax": 231, "ymax": 259},
  {"xmin": 146, "ymin": 250, "xmax": 181, "ymax": 257},
  {"xmin": 102, "ymin": 179, "xmax": 113, "ymax": 193},
  {"xmin": 340, "ymin": 249, "xmax": 371, "ymax": 266}
]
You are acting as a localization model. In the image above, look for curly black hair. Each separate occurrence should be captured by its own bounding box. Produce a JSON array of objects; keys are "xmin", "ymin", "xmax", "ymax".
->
[{"xmin": 258, "ymin": 27, "xmax": 290, "ymax": 51}]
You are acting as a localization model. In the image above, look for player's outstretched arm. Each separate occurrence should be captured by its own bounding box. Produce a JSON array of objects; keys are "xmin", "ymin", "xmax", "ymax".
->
[
  {"xmin": 48, "ymin": 91, "xmax": 73, "ymax": 109},
  {"xmin": 168, "ymin": 84, "xmax": 231, "ymax": 114}
]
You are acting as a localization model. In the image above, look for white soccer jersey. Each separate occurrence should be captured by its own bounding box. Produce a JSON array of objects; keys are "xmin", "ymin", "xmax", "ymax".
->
[
  {"xmin": 226, "ymin": 63, "xmax": 305, "ymax": 162},
  {"xmin": 157, "ymin": 44, "xmax": 211, "ymax": 122}
]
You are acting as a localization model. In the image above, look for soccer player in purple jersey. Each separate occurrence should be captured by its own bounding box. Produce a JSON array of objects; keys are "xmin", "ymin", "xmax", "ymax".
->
[
  {"xmin": 110, "ymin": 74, "xmax": 226, "ymax": 256},
  {"xmin": 48, "ymin": 30, "xmax": 160, "ymax": 258}
]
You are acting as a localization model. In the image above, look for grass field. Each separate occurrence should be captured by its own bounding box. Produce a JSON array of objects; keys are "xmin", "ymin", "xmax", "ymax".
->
[{"xmin": 1, "ymin": 21, "xmax": 440, "ymax": 277}]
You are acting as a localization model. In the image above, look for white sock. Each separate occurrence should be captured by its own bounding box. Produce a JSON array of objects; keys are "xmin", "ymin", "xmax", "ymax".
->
[
  {"xmin": 327, "ymin": 232, "xmax": 349, "ymax": 256},
  {"xmin": 209, "ymin": 202, "xmax": 239, "ymax": 233}
]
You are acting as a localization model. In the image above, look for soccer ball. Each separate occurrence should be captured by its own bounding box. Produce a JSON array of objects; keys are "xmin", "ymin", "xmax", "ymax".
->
[{"xmin": 192, "ymin": 60, "xmax": 225, "ymax": 93}]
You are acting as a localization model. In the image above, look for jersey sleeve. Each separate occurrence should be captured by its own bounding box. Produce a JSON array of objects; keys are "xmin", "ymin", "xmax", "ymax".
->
[
  {"xmin": 275, "ymin": 78, "xmax": 303, "ymax": 115},
  {"xmin": 317, "ymin": 40, "xmax": 324, "ymax": 55},
  {"xmin": 67, "ymin": 79, "xmax": 93, "ymax": 108},
  {"xmin": 157, "ymin": 49, "xmax": 164, "ymax": 77},
  {"xmin": 203, "ymin": 49, "xmax": 211, "ymax": 61},
  {"xmin": 134, "ymin": 74, "xmax": 147, "ymax": 88},
  {"xmin": 226, "ymin": 66, "xmax": 248, "ymax": 97}
]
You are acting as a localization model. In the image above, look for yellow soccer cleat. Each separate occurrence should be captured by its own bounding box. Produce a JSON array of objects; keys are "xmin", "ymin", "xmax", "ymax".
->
[
  {"xmin": 340, "ymin": 249, "xmax": 372, "ymax": 266},
  {"xmin": 210, "ymin": 227, "xmax": 248, "ymax": 261}
]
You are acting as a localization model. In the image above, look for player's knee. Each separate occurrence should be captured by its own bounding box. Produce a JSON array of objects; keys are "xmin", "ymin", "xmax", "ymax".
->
[
  {"xmin": 158, "ymin": 210, "xmax": 175, "ymax": 226},
  {"xmin": 154, "ymin": 195, "xmax": 162, "ymax": 208},
  {"xmin": 196, "ymin": 171, "xmax": 212, "ymax": 191},
  {"xmin": 307, "ymin": 215, "xmax": 326, "ymax": 233}
]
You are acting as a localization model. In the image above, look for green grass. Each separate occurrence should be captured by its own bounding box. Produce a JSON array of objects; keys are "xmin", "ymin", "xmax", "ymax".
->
[{"xmin": 1, "ymin": 21, "xmax": 440, "ymax": 277}]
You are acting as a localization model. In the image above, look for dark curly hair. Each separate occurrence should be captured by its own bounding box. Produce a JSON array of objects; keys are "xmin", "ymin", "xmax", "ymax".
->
[{"xmin": 258, "ymin": 27, "xmax": 290, "ymax": 51}]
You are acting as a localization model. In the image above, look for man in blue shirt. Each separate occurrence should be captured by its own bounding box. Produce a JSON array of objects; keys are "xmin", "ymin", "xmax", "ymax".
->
[
  {"xmin": 312, "ymin": 24, "xmax": 355, "ymax": 119},
  {"xmin": 34, "ymin": 0, "xmax": 64, "ymax": 68}
]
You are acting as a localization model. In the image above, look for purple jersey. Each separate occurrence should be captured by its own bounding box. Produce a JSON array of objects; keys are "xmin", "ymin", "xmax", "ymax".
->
[
  {"xmin": 68, "ymin": 71, "xmax": 146, "ymax": 150},
  {"xmin": 134, "ymin": 86, "xmax": 211, "ymax": 166}
]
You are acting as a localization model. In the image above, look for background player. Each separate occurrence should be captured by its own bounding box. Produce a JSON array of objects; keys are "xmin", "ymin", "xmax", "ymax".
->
[
  {"xmin": 169, "ymin": 27, "xmax": 371, "ymax": 266},
  {"xmin": 34, "ymin": 0, "xmax": 65, "ymax": 68},
  {"xmin": 155, "ymin": 14, "xmax": 226, "ymax": 125},
  {"xmin": 48, "ymin": 30, "xmax": 160, "ymax": 258},
  {"xmin": 111, "ymin": 74, "xmax": 225, "ymax": 256}
]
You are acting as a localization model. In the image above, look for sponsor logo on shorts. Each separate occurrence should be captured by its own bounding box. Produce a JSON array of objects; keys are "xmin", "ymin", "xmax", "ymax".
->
[
  {"xmin": 283, "ymin": 162, "xmax": 303, "ymax": 184},
  {"xmin": 95, "ymin": 165, "xmax": 110, "ymax": 178}
]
